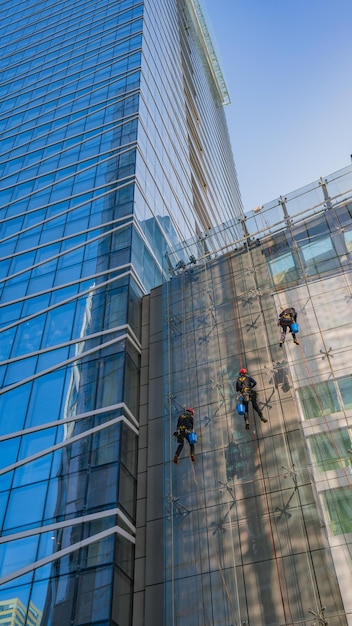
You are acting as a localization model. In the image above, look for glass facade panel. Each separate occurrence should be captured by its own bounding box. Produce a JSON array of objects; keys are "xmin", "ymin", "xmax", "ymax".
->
[
  {"xmin": 160, "ymin": 164, "xmax": 352, "ymax": 626},
  {"xmin": 13, "ymin": 430, "xmax": 58, "ymax": 488},
  {"xmin": 323, "ymin": 487, "xmax": 352, "ymax": 535},
  {"xmin": 301, "ymin": 235, "xmax": 339, "ymax": 274},
  {"xmin": 24, "ymin": 371, "xmax": 66, "ymax": 427},
  {"xmin": 337, "ymin": 376, "xmax": 352, "ymax": 409},
  {"xmin": 268, "ymin": 250, "xmax": 300, "ymax": 286},
  {"xmin": 0, "ymin": 384, "xmax": 32, "ymax": 435},
  {"xmin": 1, "ymin": 1, "xmax": 245, "ymax": 620},
  {"xmin": 309, "ymin": 430, "xmax": 352, "ymax": 472},
  {"xmin": 3, "ymin": 482, "xmax": 47, "ymax": 532},
  {"xmin": 298, "ymin": 381, "xmax": 340, "ymax": 419}
]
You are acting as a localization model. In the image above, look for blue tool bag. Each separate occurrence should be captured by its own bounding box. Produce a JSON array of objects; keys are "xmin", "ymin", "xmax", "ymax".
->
[
  {"xmin": 188, "ymin": 431, "xmax": 197, "ymax": 445},
  {"xmin": 237, "ymin": 402, "xmax": 246, "ymax": 415},
  {"xmin": 290, "ymin": 322, "xmax": 299, "ymax": 333}
]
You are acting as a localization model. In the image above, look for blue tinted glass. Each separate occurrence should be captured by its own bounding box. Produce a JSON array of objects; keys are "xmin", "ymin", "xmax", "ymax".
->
[
  {"xmin": 4, "ymin": 356, "xmax": 37, "ymax": 386},
  {"xmin": 13, "ymin": 428, "xmax": 58, "ymax": 487},
  {"xmin": 54, "ymin": 264, "xmax": 82, "ymax": 285},
  {"xmin": 43, "ymin": 475, "xmax": 61, "ymax": 521},
  {"xmin": 3, "ymin": 481, "xmax": 47, "ymax": 530},
  {"xmin": 23, "ymin": 293, "xmax": 51, "ymax": 316},
  {"xmin": 1, "ymin": 279, "xmax": 29, "ymax": 302},
  {"xmin": 0, "ymin": 384, "xmax": 31, "ymax": 435},
  {"xmin": 26, "ymin": 369, "xmax": 66, "ymax": 427},
  {"xmin": 0, "ymin": 437, "xmax": 20, "ymax": 472},
  {"xmin": 37, "ymin": 347, "xmax": 70, "ymax": 369},
  {"xmin": 41, "ymin": 302, "xmax": 76, "ymax": 346},
  {"xmin": 11, "ymin": 313, "xmax": 46, "ymax": 356},
  {"xmin": 0, "ymin": 301, "xmax": 23, "ymax": 325},
  {"xmin": 0, "ymin": 491, "xmax": 8, "ymax": 528},
  {"xmin": 0, "ymin": 535, "xmax": 39, "ymax": 577},
  {"xmin": 0, "ymin": 259, "xmax": 12, "ymax": 279}
]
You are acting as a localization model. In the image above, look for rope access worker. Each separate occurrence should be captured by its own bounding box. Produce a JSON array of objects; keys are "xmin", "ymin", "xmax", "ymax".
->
[
  {"xmin": 236, "ymin": 369, "xmax": 267, "ymax": 430},
  {"xmin": 173, "ymin": 408, "xmax": 195, "ymax": 464},
  {"xmin": 278, "ymin": 306, "xmax": 299, "ymax": 347}
]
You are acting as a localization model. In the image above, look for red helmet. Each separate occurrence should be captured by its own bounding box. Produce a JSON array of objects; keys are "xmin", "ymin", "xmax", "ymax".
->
[
  {"xmin": 239, "ymin": 368, "xmax": 248, "ymax": 374},
  {"xmin": 186, "ymin": 408, "xmax": 194, "ymax": 414}
]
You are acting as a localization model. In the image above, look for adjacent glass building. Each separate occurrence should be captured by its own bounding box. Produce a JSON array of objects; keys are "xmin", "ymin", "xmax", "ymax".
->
[
  {"xmin": 145, "ymin": 165, "xmax": 352, "ymax": 626},
  {"xmin": 0, "ymin": 0, "xmax": 243, "ymax": 625}
]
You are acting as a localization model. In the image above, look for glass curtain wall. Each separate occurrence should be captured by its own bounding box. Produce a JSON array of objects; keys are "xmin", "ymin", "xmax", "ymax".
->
[
  {"xmin": 136, "ymin": 0, "xmax": 243, "ymax": 246},
  {"xmin": 0, "ymin": 0, "xmax": 243, "ymax": 624},
  {"xmin": 163, "ymin": 165, "xmax": 352, "ymax": 626},
  {"xmin": 0, "ymin": 1, "xmax": 145, "ymax": 624}
]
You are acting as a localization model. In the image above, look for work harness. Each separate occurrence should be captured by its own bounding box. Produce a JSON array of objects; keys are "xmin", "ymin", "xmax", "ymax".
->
[{"xmin": 238, "ymin": 379, "xmax": 251, "ymax": 401}]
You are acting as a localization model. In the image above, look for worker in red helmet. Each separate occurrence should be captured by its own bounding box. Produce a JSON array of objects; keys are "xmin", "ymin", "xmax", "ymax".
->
[
  {"xmin": 236, "ymin": 369, "xmax": 267, "ymax": 430},
  {"xmin": 173, "ymin": 407, "xmax": 195, "ymax": 463}
]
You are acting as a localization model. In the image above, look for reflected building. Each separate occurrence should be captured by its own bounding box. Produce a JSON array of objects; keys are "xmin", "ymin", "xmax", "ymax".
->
[{"xmin": 0, "ymin": 598, "xmax": 41, "ymax": 626}]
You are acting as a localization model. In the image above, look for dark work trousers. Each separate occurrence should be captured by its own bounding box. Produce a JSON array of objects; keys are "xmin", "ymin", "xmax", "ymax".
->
[
  {"xmin": 280, "ymin": 322, "xmax": 297, "ymax": 343},
  {"xmin": 242, "ymin": 391, "xmax": 263, "ymax": 421},
  {"xmin": 175, "ymin": 431, "xmax": 194, "ymax": 457}
]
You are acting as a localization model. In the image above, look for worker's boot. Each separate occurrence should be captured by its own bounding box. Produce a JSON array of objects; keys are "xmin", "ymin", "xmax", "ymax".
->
[
  {"xmin": 293, "ymin": 339, "xmax": 300, "ymax": 345},
  {"xmin": 260, "ymin": 416, "xmax": 268, "ymax": 423},
  {"xmin": 173, "ymin": 455, "xmax": 178, "ymax": 464},
  {"xmin": 190, "ymin": 454, "xmax": 195, "ymax": 462}
]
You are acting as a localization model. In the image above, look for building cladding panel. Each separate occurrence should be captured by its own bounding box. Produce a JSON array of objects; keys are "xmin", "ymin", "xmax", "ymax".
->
[{"xmin": 0, "ymin": 0, "xmax": 243, "ymax": 625}]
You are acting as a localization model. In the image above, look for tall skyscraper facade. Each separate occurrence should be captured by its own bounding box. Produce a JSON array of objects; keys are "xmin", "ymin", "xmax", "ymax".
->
[{"xmin": 0, "ymin": 0, "xmax": 243, "ymax": 625}]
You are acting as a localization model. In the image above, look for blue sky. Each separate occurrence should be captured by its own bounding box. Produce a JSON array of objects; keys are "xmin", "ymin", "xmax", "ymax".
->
[{"xmin": 202, "ymin": 0, "xmax": 352, "ymax": 211}]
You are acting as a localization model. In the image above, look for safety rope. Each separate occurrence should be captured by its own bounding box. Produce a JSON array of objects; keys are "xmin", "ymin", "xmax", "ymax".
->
[
  {"xmin": 243, "ymin": 230, "xmax": 295, "ymax": 622},
  {"xmin": 191, "ymin": 248, "xmax": 238, "ymax": 622},
  {"xmin": 205, "ymin": 252, "xmax": 243, "ymax": 622},
  {"xmin": 165, "ymin": 268, "xmax": 176, "ymax": 626}
]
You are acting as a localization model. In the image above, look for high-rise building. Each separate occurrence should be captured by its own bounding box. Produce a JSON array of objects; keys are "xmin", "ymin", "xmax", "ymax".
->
[
  {"xmin": 0, "ymin": 0, "xmax": 243, "ymax": 625},
  {"xmin": 2, "ymin": 1, "xmax": 352, "ymax": 625}
]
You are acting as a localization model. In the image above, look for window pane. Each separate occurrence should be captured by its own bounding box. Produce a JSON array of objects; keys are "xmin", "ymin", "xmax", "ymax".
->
[
  {"xmin": 268, "ymin": 252, "xmax": 299, "ymax": 286},
  {"xmin": 0, "ymin": 536, "xmax": 39, "ymax": 578},
  {"xmin": 309, "ymin": 430, "xmax": 352, "ymax": 472},
  {"xmin": 337, "ymin": 376, "xmax": 352, "ymax": 409},
  {"xmin": 298, "ymin": 381, "xmax": 340, "ymax": 419},
  {"xmin": 323, "ymin": 487, "xmax": 352, "ymax": 535},
  {"xmin": 3, "ymin": 482, "xmax": 47, "ymax": 531}
]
